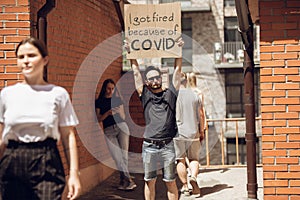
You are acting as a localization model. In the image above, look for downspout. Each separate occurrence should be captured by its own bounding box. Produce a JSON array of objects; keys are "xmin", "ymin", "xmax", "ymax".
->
[
  {"xmin": 37, "ymin": 0, "xmax": 56, "ymax": 81},
  {"xmin": 113, "ymin": 0, "xmax": 129, "ymax": 32},
  {"xmin": 235, "ymin": 0, "xmax": 257, "ymax": 199}
]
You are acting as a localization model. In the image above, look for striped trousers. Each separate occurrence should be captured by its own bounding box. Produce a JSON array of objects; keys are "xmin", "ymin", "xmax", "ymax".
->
[{"xmin": 0, "ymin": 138, "xmax": 66, "ymax": 200}]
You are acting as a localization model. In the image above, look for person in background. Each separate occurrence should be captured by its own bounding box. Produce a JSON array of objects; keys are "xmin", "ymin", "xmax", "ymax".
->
[
  {"xmin": 95, "ymin": 79, "xmax": 136, "ymax": 191},
  {"xmin": 125, "ymin": 38, "xmax": 184, "ymax": 200},
  {"xmin": 187, "ymin": 72, "xmax": 207, "ymax": 135},
  {"xmin": 174, "ymin": 72, "xmax": 206, "ymax": 197},
  {"xmin": 0, "ymin": 37, "xmax": 81, "ymax": 200}
]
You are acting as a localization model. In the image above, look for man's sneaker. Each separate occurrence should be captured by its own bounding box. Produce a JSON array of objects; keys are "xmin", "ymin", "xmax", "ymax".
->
[
  {"xmin": 189, "ymin": 176, "xmax": 201, "ymax": 197},
  {"xmin": 125, "ymin": 181, "xmax": 137, "ymax": 191},
  {"xmin": 180, "ymin": 186, "xmax": 190, "ymax": 196},
  {"xmin": 119, "ymin": 179, "xmax": 124, "ymax": 187},
  {"xmin": 118, "ymin": 181, "xmax": 137, "ymax": 191}
]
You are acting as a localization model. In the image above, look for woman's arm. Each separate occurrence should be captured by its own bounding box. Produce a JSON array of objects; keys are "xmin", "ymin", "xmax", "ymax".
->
[
  {"xmin": 197, "ymin": 93, "xmax": 206, "ymax": 141},
  {"xmin": 96, "ymin": 108, "xmax": 112, "ymax": 122},
  {"xmin": 198, "ymin": 104, "xmax": 205, "ymax": 142},
  {"xmin": 0, "ymin": 123, "xmax": 6, "ymax": 159},
  {"xmin": 117, "ymin": 104, "xmax": 126, "ymax": 120},
  {"xmin": 60, "ymin": 126, "xmax": 81, "ymax": 200}
]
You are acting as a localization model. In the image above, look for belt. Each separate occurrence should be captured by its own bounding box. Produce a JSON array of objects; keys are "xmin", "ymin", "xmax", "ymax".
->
[
  {"xmin": 7, "ymin": 138, "xmax": 57, "ymax": 149},
  {"xmin": 144, "ymin": 137, "xmax": 172, "ymax": 147}
]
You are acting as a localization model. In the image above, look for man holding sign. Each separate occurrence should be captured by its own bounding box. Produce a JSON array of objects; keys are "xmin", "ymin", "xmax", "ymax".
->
[
  {"xmin": 125, "ymin": 37, "xmax": 183, "ymax": 200},
  {"xmin": 124, "ymin": 3, "xmax": 183, "ymax": 199}
]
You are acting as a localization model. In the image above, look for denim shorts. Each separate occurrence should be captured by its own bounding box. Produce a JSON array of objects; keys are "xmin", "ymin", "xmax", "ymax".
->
[{"xmin": 142, "ymin": 140, "xmax": 176, "ymax": 182}]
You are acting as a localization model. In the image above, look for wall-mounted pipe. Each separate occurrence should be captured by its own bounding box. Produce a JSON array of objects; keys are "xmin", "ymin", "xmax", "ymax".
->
[
  {"xmin": 113, "ymin": 0, "xmax": 129, "ymax": 32},
  {"xmin": 235, "ymin": 0, "xmax": 257, "ymax": 199},
  {"xmin": 37, "ymin": 0, "xmax": 55, "ymax": 44},
  {"xmin": 37, "ymin": 0, "xmax": 55, "ymax": 81}
]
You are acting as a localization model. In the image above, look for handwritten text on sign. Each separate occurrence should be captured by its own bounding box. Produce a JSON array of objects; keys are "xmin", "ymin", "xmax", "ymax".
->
[{"xmin": 124, "ymin": 3, "xmax": 181, "ymax": 59}]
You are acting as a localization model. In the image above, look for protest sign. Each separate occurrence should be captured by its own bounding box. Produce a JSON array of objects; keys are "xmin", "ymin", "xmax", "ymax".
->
[{"xmin": 124, "ymin": 2, "xmax": 181, "ymax": 59}]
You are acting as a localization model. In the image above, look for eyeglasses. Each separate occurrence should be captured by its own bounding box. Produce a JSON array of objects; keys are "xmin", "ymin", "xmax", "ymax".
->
[{"xmin": 147, "ymin": 76, "xmax": 161, "ymax": 82}]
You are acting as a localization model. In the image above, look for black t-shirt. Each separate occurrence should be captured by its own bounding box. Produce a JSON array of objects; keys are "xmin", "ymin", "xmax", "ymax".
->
[
  {"xmin": 140, "ymin": 84, "xmax": 178, "ymax": 139},
  {"xmin": 95, "ymin": 97, "xmax": 124, "ymax": 129}
]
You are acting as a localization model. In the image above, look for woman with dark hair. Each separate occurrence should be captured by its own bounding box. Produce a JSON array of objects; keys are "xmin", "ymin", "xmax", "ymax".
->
[
  {"xmin": 0, "ymin": 37, "xmax": 81, "ymax": 200},
  {"xmin": 95, "ymin": 79, "xmax": 136, "ymax": 191}
]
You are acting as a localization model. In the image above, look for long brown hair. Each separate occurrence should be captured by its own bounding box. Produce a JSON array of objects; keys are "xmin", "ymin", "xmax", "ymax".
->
[
  {"xmin": 96, "ymin": 79, "xmax": 122, "ymax": 101},
  {"xmin": 16, "ymin": 37, "xmax": 48, "ymax": 58}
]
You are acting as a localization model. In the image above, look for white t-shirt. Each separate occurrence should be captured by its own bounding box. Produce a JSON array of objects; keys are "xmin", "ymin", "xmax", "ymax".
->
[
  {"xmin": 176, "ymin": 87, "xmax": 201, "ymax": 139},
  {"xmin": 0, "ymin": 83, "xmax": 79, "ymax": 144}
]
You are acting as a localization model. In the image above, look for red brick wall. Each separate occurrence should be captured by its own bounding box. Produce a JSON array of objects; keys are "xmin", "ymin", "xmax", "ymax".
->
[
  {"xmin": 119, "ymin": 71, "xmax": 145, "ymax": 153},
  {"xmin": 0, "ymin": 0, "xmax": 30, "ymax": 87},
  {"xmin": 260, "ymin": 0, "xmax": 300, "ymax": 199},
  {"xmin": 35, "ymin": 0, "xmax": 125, "ymax": 170},
  {"xmin": 1, "ymin": 0, "xmax": 127, "ymax": 191}
]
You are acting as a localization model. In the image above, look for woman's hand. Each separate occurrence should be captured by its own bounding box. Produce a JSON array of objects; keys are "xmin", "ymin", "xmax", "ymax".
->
[
  {"xmin": 67, "ymin": 170, "xmax": 81, "ymax": 200},
  {"xmin": 105, "ymin": 109, "xmax": 113, "ymax": 117},
  {"xmin": 111, "ymin": 106, "xmax": 121, "ymax": 115},
  {"xmin": 60, "ymin": 126, "xmax": 81, "ymax": 200}
]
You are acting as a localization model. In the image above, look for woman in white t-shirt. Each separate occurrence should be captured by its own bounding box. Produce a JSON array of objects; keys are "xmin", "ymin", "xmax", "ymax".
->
[{"xmin": 0, "ymin": 37, "xmax": 81, "ymax": 200}]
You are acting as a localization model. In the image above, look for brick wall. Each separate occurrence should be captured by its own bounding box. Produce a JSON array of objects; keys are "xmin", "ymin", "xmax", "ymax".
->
[
  {"xmin": 119, "ymin": 71, "xmax": 145, "ymax": 152},
  {"xmin": 1, "ymin": 0, "xmax": 126, "ymax": 196},
  {"xmin": 260, "ymin": 0, "xmax": 300, "ymax": 199},
  {"xmin": 0, "ymin": 0, "xmax": 30, "ymax": 87}
]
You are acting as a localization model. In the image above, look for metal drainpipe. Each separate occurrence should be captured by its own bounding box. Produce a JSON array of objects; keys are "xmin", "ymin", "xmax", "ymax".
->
[
  {"xmin": 112, "ymin": 0, "xmax": 128, "ymax": 32},
  {"xmin": 37, "ymin": 0, "xmax": 56, "ymax": 81},
  {"xmin": 235, "ymin": 0, "xmax": 257, "ymax": 199}
]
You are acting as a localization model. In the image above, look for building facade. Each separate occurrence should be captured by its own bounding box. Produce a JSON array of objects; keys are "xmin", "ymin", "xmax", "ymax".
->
[
  {"xmin": 1, "ymin": 0, "xmax": 300, "ymax": 199},
  {"xmin": 0, "ymin": 0, "xmax": 124, "ymax": 197},
  {"xmin": 259, "ymin": 0, "xmax": 300, "ymax": 199},
  {"xmin": 126, "ymin": 0, "xmax": 261, "ymax": 165}
]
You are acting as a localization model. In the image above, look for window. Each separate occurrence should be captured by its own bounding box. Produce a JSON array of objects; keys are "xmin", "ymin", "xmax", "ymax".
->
[
  {"xmin": 226, "ymin": 138, "xmax": 260, "ymax": 165},
  {"xmin": 181, "ymin": 17, "xmax": 192, "ymax": 65},
  {"xmin": 224, "ymin": 17, "xmax": 241, "ymax": 42},
  {"xmin": 223, "ymin": 68, "xmax": 260, "ymax": 118},
  {"xmin": 224, "ymin": 0, "xmax": 235, "ymax": 7}
]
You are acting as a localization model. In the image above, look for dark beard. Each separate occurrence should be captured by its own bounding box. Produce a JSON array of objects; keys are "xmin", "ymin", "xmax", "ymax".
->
[{"xmin": 151, "ymin": 84, "xmax": 162, "ymax": 90}]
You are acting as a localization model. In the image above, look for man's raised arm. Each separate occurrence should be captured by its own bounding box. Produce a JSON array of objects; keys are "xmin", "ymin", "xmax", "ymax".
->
[
  {"xmin": 172, "ymin": 37, "xmax": 184, "ymax": 90},
  {"xmin": 130, "ymin": 59, "xmax": 143, "ymax": 96},
  {"xmin": 172, "ymin": 57, "xmax": 182, "ymax": 91},
  {"xmin": 124, "ymin": 40, "xmax": 144, "ymax": 96}
]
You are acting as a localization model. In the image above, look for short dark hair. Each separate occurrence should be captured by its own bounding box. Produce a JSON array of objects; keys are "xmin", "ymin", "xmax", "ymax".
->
[
  {"xmin": 16, "ymin": 37, "xmax": 48, "ymax": 58},
  {"xmin": 144, "ymin": 66, "xmax": 162, "ymax": 80}
]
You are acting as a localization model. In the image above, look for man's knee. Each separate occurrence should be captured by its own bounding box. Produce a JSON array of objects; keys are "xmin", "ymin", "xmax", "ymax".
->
[
  {"xmin": 145, "ymin": 178, "xmax": 156, "ymax": 185},
  {"xmin": 165, "ymin": 180, "xmax": 178, "ymax": 192},
  {"xmin": 165, "ymin": 179, "xmax": 177, "ymax": 187},
  {"xmin": 176, "ymin": 158, "xmax": 185, "ymax": 165}
]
